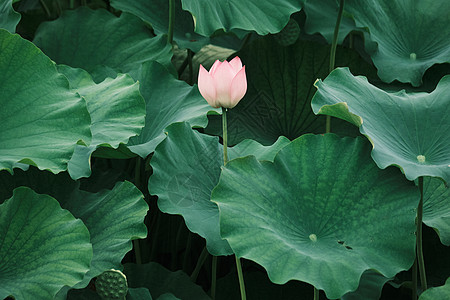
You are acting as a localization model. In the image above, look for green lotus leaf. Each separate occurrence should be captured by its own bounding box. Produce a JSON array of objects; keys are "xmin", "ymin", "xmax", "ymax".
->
[
  {"xmin": 125, "ymin": 61, "xmax": 220, "ymax": 158},
  {"xmin": 423, "ymin": 177, "xmax": 450, "ymax": 246},
  {"xmin": 0, "ymin": 29, "xmax": 91, "ymax": 174},
  {"xmin": 110, "ymin": 0, "xmax": 208, "ymax": 52},
  {"xmin": 303, "ymin": 0, "xmax": 358, "ymax": 44},
  {"xmin": 149, "ymin": 122, "xmax": 289, "ymax": 255},
  {"xmin": 181, "ymin": 0, "xmax": 303, "ymax": 36},
  {"xmin": 345, "ymin": 0, "xmax": 450, "ymax": 86},
  {"xmin": 57, "ymin": 65, "xmax": 146, "ymax": 179},
  {"xmin": 0, "ymin": 0, "xmax": 20, "ymax": 32},
  {"xmin": 0, "ymin": 187, "xmax": 93, "ymax": 300},
  {"xmin": 33, "ymin": 7, "xmax": 173, "ymax": 82},
  {"xmin": 59, "ymin": 181, "xmax": 148, "ymax": 289},
  {"xmin": 341, "ymin": 271, "xmax": 390, "ymax": 300},
  {"xmin": 419, "ymin": 277, "xmax": 450, "ymax": 300},
  {"xmin": 0, "ymin": 168, "xmax": 148, "ymax": 294},
  {"xmin": 211, "ymin": 134, "xmax": 419, "ymax": 299},
  {"xmin": 123, "ymin": 263, "xmax": 210, "ymax": 300},
  {"xmin": 312, "ymin": 67, "xmax": 450, "ymax": 183},
  {"xmin": 206, "ymin": 36, "xmax": 375, "ymax": 145}
]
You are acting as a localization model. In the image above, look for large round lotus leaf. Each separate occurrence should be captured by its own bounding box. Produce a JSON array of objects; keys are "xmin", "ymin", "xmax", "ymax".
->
[
  {"xmin": 303, "ymin": 0, "xmax": 358, "ymax": 44},
  {"xmin": 124, "ymin": 263, "xmax": 210, "ymax": 300},
  {"xmin": 0, "ymin": 0, "xmax": 20, "ymax": 32},
  {"xmin": 33, "ymin": 7, "xmax": 173, "ymax": 82},
  {"xmin": 125, "ymin": 61, "xmax": 220, "ymax": 158},
  {"xmin": 180, "ymin": 0, "xmax": 302, "ymax": 36},
  {"xmin": 211, "ymin": 134, "xmax": 419, "ymax": 299},
  {"xmin": 110, "ymin": 0, "xmax": 208, "ymax": 52},
  {"xmin": 205, "ymin": 36, "xmax": 375, "ymax": 145},
  {"xmin": 0, "ymin": 187, "xmax": 92, "ymax": 300},
  {"xmin": 57, "ymin": 65, "xmax": 146, "ymax": 179},
  {"xmin": 149, "ymin": 122, "xmax": 289, "ymax": 255},
  {"xmin": 0, "ymin": 29, "xmax": 91, "ymax": 174},
  {"xmin": 311, "ymin": 67, "xmax": 450, "ymax": 183},
  {"xmin": 419, "ymin": 277, "xmax": 450, "ymax": 300},
  {"xmin": 423, "ymin": 177, "xmax": 450, "ymax": 246},
  {"xmin": 345, "ymin": 0, "xmax": 450, "ymax": 86}
]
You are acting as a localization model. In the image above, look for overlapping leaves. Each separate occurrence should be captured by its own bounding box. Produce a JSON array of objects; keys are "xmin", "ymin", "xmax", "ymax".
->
[
  {"xmin": 0, "ymin": 29, "xmax": 91, "ymax": 174},
  {"xmin": 0, "ymin": 168, "xmax": 148, "ymax": 296},
  {"xmin": 0, "ymin": 187, "xmax": 92, "ymax": 300},
  {"xmin": 312, "ymin": 68, "xmax": 450, "ymax": 183},
  {"xmin": 149, "ymin": 122, "xmax": 289, "ymax": 255},
  {"xmin": 58, "ymin": 65, "xmax": 146, "ymax": 179}
]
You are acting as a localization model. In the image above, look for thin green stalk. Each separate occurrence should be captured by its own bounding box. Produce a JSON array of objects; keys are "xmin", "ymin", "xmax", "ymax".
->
[
  {"xmin": 172, "ymin": 221, "xmax": 185, "ymax": 269},
  {"xmin": 412, "ymin": 258, "xmax": 418, "ymax": 299},
  {"xmin": 133, "ymin": 158, "xmax": 143, "ymax": 264},
  {"xmin": 325, "ymin": 116, "xmax": 331, "ymax": 134},
  {"xmin": 190, "ymin": 246, "xmax": 209, "ymax": 282},
  {"xmin": 168, "ymin": 0, "xmax": 175, "ymax": 44},
  {"xmin": 187, "ymin": 49, "xmax": 194, "ymax": 85},
  {"xmin": 39, "ymin": 0, "xmax": 51, "ymax": 17},
  {"xmin": 329, "ymin": 0, "xmax": 345, "ymax": 73},
  {"xmin": 81, "ymin": 0, "xmax": 86, "ymax": 6},
  {"xmin": 133, "ymin": 240, "xmax": 142, "ymax": 264},
  {"xmin": 222, "ymin": 107, "xmax": 246, "ymax": 299},
  {"xmin": 417, "ymin": 176, "xmax": 427, "ymax": 291},
  {"xmin": 313, "ymin": 286, "xmax": 319, "ymax": 300},
  {"xmin": 326, "ymin": 0, "xmax": 345, "ymax": 134},
  {"xmin": 182, "ymin": 232, "xmax": 193, "ymax": 272},
  {"xmin": 69, "ymin": 0, "xmax": 75, "ymax": 9},
  {"xmin": 222, "ymin": 108, "xmax": 228, "ymax": 164},
  {"xmin": 211, "ymin": 256, "xmax": 217, "ymax": 300},
  {"xmin": 235, "ymin": 256, "xmax": 247, "ymax": 300}
]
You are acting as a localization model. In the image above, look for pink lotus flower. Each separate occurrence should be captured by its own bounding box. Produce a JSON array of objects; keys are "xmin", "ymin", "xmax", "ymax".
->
[{"xmin": 198, "ymin": 57, "xmax": 247, "ymax": 109}]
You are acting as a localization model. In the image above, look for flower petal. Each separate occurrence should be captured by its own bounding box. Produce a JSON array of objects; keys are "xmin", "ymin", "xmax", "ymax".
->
[
  {"xmin": 209, "ymin": 60, "xmax": 222, "ymax": 76},
  {"xmin": 229, "ymin": 66, "xmax": 247, "ymax": 108},
  {"xmin": 229, "ymin": 56, "xmax": 243, "ymax": 74},
  {"xmin": 214, "ymin": 61, "xmax": 236, "ymax": 107},
  {"xmin": 198, "ymin": 64, "xmax": 218, "ymax": 107}
]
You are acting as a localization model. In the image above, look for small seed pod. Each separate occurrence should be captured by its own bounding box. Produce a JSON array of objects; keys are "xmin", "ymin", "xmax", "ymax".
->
[{"xmin": 96, "ymin": 269, "xmax": 128, "ymax": 300}]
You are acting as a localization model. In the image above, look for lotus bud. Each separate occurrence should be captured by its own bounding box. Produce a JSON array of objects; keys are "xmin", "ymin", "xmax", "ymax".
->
[{"xmin": 198, "ymin": 56, "xmax": 247, "ymax": 109}]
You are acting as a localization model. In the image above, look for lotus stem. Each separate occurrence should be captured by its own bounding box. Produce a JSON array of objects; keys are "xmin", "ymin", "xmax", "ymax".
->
[
  {"xmin": 235, "ymin": 256, "xmax": 247, "ymax": 300},
  {"xmin": 168, "ymin": 0, "xmax": 175, "ymax": 44},
  {"xmin": 222, "ymin": 107, "xmax": 246, "ymax": 299},
  {"xmin": 39, "ymin": 0, "xmax": 51, "ymax": 17},
  {"xmin": 190, "ymin": 246, "xmax": 209, "ymax": 282},
  {"xmin": 326, "ymin": 0, "xmax": 345, "ymax": 134},
  {"xmin": 211, "ymin": 256, "xmax": 218, "ymax": 300},
  {"xmin": 222, "ymin": 108, "xmax": 229, "ymax": 164},
  {"xmin": 412, "ymin": 257, "xmax": 418, "ymax": 299},
  {"xmin": 417, "ymin": 176, "xmax": 427, "ymax": 291},
  {"xmin": 188, "ymin": 49, "xmax": 194, "ymax": 85},
  {"xmin": 329, "ymin": 0, "xmax": 345, "ymax": 73},
  {"xmin": 133, "ymin": 240, "xmax": 142, "ymax": 264},
  {"xmin": 313, "ymin": 286, "xmax": 319, "ymax": 300}
]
